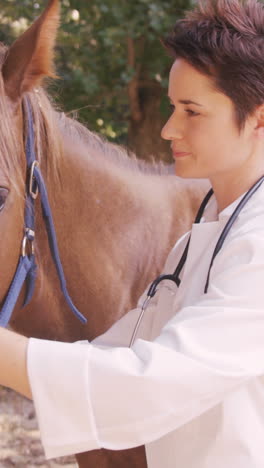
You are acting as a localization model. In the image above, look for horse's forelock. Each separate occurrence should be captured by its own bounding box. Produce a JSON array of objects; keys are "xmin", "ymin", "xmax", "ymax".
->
[{"xmin": 0, "ymin": 65, "xmax": 24, "ymax": 195}]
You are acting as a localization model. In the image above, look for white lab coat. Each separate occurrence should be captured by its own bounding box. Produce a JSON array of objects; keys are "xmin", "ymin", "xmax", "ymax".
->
[{"xmin": 28, "ymin": 181, "xmax": 264, "ymax": 467}]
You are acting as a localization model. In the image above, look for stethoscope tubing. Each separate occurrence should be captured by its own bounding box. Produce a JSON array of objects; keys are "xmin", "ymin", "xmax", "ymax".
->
[
  {"xmin": 204, "ymin": 175, "xmax": 264, "ymax": 292},
  {"xmin": 129, "ymin": 175, "xmax": 264, "ymax": 347}
]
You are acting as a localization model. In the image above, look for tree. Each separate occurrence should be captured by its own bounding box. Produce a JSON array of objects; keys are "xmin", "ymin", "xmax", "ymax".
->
[{"xmin": 1, "ymin": 0, "xmax": 193, "ymax": 160}]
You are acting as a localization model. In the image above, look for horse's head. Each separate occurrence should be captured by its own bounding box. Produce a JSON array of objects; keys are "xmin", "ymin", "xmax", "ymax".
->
[
  {"xmin": 0, "ymin": 0, "xmax": 60, "ymax": 320},
  {"xmin": 0, "ymin": 0, "xmax": 208, "ymax": 346}
]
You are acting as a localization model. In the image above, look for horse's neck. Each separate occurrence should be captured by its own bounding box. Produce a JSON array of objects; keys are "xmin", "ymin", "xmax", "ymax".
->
[
  {"xmin": 20, "ymin": 129, "xmax": 166, "ymax": 340},
  {"xmin": 14, "ymin": 122, "xmax": 207, "ymax": 342},
  {"xmin": 51, "ymin": 132, "xmax": 176, "ymax": 282}
]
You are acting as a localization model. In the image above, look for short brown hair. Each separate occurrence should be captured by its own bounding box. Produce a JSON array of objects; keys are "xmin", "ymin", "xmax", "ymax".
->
[{"xmin": 164, "ymin": 0, "xmax": 264, "ymax": 130}]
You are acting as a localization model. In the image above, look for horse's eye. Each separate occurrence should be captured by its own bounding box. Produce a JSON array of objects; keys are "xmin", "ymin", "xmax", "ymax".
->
[{"xmin": 0, "ymin": 188, "xmax": 9, "ymax": 212}]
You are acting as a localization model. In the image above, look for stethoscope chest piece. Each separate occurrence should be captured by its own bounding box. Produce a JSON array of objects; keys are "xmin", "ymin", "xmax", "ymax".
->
[{"xmin": 129, "ymin": 175, "xmax": 264, "ymax": 347}]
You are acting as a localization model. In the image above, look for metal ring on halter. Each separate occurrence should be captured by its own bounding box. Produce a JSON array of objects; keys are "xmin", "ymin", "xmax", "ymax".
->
[
  {"xmin": 29, "ymin": 161, "xmax": 39, "ymax": 199},
  {"xmin": 21, "ymin": 229, "xmax": 35, "ymax": 257}
]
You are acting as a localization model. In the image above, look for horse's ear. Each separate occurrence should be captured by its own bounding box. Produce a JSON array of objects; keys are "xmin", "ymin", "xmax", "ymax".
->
[{"xmin": 2, "ymin": 0, "xmax": 60, "ymax": 101}]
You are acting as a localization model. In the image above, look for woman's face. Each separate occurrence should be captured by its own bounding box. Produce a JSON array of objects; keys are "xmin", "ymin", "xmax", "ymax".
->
[{"xmin": 162, "ymin": 59, "xmax": 263, "ymax": 185}]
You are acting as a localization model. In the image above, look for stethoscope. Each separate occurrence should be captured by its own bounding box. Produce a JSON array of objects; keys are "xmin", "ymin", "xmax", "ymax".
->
[{"xmin": 129, "ymin": 175, "xmax": 264, "ymax": 347}]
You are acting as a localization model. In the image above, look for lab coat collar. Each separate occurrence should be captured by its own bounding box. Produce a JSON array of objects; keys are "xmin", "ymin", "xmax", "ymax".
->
[{"xmin": 203, "ymin": 178, "xmax": 264, "ymax": 223}]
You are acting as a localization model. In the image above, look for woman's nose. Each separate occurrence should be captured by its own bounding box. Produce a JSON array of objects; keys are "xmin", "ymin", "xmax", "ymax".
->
[{"xmin": 161, "ymin": 114, "xmax": 183, "ymax": 141}]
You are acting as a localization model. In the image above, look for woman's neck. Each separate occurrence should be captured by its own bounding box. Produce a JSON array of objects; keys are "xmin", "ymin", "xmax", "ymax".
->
[{"xmin": 210, "ymin": 163, "xmax": 264, "ymax": 213}]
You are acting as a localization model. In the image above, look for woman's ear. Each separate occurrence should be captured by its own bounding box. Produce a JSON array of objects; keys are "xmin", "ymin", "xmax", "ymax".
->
[
  {"xmin": 2, "ymin": 0, "xmax": 60, "ymax": 102},
  {"xmin": 254, "ymin": 104, "xmax": 264, "ymax": 136}
]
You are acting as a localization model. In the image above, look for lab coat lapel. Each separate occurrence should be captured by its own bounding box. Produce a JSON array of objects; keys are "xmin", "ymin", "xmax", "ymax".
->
[
  {"xmin": 179, "ymin": 219, "xmax": 227, "ymax": 305},
  {"xmin": 150, "ymin": 219, "xmax": 226, "ymax": 339},
  {"xmin": 94, "ymin": 192, "xmax": 242, "ymax": 347},
  {"xmin": 177, "ymin": 189, "xmax": 237, "ymax": 307}
]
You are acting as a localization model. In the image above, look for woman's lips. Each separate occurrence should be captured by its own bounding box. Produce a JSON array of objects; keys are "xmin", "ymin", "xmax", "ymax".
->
[{"xmin": 172, "ymin": 151, "xmax": 191, "ymax": 159}]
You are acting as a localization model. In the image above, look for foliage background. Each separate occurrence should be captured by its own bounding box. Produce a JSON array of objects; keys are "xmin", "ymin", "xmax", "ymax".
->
[{"xmin": 0, "ymin": 0, "xmax": 193, "ymax": 160}]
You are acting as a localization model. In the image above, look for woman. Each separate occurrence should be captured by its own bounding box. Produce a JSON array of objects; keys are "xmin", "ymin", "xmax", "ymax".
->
[{"xmin": 2, "ymin": 0, "xmax": 264, "ymax": 466}]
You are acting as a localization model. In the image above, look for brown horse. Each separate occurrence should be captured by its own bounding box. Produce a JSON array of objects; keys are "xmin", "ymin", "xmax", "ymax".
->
[{"xmin": 0, "ymin": 0, "xmax": 209, "ymax": 467}]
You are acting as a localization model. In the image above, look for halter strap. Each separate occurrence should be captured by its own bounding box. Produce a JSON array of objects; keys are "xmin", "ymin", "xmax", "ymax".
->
[{"xmin": 0, "ymin": 97, "xmax": 86, "ymax": 327}]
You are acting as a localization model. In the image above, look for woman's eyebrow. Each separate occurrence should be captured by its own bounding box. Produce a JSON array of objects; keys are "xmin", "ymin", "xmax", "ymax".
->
[
  {"xmin": 167, "ymin": 97, "xmax": 204, "ymax": 107},
  {"xmin": 178, "ymin": 99, "xmax": 204, "ymax": 107}
]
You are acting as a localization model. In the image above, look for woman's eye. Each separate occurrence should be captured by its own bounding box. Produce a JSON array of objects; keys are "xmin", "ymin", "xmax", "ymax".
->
[
  {"xmin": 169, "ymin": 105, "xmax": 199, "ymax": 117},
  {"xmin": 185, "ymin": 109, "xmax": 200, "ymax": 117},
  {"xmin": 0, "ymin": 188, "xmax": 9, "ymax": 212}
]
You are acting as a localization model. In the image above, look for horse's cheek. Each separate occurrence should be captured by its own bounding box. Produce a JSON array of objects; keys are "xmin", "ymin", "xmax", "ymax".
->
[{"xmin": 0, "ymin": 193, "xmax": 23, "ymax": 304}]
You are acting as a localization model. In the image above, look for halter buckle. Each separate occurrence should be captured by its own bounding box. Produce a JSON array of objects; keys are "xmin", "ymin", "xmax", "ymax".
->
[
  {"xmin": 21, "ymin": 229, "xmax": 35, "ymax": 257},
  {"xmin": 29, "ymin": 161, "xmax": 39, "ymax": 199}
]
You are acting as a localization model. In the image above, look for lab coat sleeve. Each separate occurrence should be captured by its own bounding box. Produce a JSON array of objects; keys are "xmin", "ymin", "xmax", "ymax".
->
[{"xmin": 27, "ymin": 228, "xmax": 264, "ymax": 459}]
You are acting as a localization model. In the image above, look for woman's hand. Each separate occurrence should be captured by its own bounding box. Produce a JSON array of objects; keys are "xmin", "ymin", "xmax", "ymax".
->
[{"xmin": 0, "ymin": 327, "xmax": 32, "ymax": 399}]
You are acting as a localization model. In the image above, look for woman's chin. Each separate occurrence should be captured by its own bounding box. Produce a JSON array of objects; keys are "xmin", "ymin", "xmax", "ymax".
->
[
  {"xmin": 174, "ymin": 165, "xmax": 206, "ymax": 180},
  {"xmin": 174, "ymin": 166, "xmax": 194, "ymax": 179}
]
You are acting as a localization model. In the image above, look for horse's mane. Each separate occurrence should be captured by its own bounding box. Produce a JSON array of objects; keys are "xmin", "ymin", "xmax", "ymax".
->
[
  {"xmin": 60, "ymin": 114, "xmax": 172, "ymax": 175},
  {"xmin": 31, "ymin": 87, "xmax": 172, "ymax": 178},
  {"xmin": 0, "ymin": 35, "xmax": 171, "ymax": 195}
]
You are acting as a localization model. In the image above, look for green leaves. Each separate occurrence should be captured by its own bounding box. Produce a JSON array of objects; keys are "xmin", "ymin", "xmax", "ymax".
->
[{"xmin": 2, "ymin": 0, "xmax": 191, "ymax": 152}]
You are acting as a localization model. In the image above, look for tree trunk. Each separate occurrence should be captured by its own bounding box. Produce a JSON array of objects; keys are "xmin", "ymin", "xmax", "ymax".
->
[
  {"xmin": 127, "ymin": 79, "xmax": 171, "ymax": 162},
  {"xmin": 126, "ymin": 36, "xmax": 170, "ymax": 162}
]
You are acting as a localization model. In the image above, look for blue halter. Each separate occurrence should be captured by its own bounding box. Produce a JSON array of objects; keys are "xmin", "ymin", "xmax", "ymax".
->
[{"xmin": 0, "ymin": 97, "xmax": 87, "ymax": 327}]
